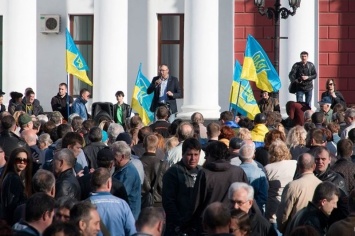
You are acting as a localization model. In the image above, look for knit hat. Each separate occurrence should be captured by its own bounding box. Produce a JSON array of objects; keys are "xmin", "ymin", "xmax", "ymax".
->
[
  {"xmin": 97, "ymin": 147, "xmax": 114, "ymax": 162},
  {"xmin": 229, "ymin": 137, "xmax": 243, "ymax": 150},
  {"xmin": 10, "ymin": 91, "xmax": 23, "ymax": 100},
  {"xmin": 18, "ymin": 114, "xmax": 32, "ymax": 126},
  {"xmin": 116, "ymin": 132, "xmax": 132, "ymax": 145}
]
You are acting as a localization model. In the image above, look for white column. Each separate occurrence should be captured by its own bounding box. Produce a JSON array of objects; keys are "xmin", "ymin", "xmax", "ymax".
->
[
  {"xmin": 178, "ymin": 0, "xmax": 221, "ymax": 120},
  {"xmin": 93, "ymin": 0, "xmax": 128, "ymax": 104},
  {"xmin": 3, "ymin": 0, "xmax": 37, "ymax": 99},
  {"xmin": 280, "ymin": 0, "xmax": 318, "ymax": 112}
]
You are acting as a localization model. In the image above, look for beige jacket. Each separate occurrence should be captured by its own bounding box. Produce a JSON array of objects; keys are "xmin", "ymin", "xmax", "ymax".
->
[{"xmin": 276, "ymin": 172, "xmax": 322, "ymax": 233}]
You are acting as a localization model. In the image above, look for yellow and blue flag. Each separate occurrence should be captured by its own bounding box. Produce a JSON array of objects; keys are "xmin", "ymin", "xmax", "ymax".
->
[
  {"xmin": 241, "ymin": 34, "xmax": 281, "ymax": 92},
  {"xmin": 230, "ymin": 60, "xmax": 260, "ymax": 120},
  {"xmin": 66, "ymin": 29, "xmax": 93, "ymax": 86},
  {"xmin": 131, "ymin": 64, "xmax": 154, "ymax": 125}
]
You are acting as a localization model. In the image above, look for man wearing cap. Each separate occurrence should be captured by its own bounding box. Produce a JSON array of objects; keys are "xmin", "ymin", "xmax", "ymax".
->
[
  {"xmin": 318, "ymin": 96, "xmax": 333, "ymax": 124},
  {"xmin": 0, "ymin": 89, "xmax": 6, "ymax": 113},
  {"xmin": 18, "ymin": 113, "xmax": 34, "ymax": 133},
  {"xmin": 51, "ymin": 83, "xmax": 74, "ymax": 121}
]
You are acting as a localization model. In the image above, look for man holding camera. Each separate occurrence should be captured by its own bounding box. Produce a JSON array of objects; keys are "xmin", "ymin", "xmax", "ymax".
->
[
  {"xmin": 289, "ymin": 51, "xmax": 317, "ymax": 107},
  {"xmin": 147, "ymin": 64, "xmax": 182, "ymax": 123}
]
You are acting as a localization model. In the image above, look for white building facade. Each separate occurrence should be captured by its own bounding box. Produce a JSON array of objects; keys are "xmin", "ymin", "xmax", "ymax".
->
[
  {"xmin": 0, "ymin": 0, "xmax": 235, "ymax": 119},
  {"xmin": 0, "ymin": 0, "xmax": 319, "ymax": 119}
]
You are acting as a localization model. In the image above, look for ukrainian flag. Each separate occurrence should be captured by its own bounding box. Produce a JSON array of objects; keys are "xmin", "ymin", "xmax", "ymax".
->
[
  {"xmin": 230, "ymin": 60, "xmax": 260, "ymax": 120},
  {"xmin": 131, "ymin": 64, "xmax": 154, "ymax": 125},
  {"xmin": 241, "ymin": 35, "xmax": 281, "ymax": 92},
  {"xmin": 66, "ymin": 29, "xmax": 93, "ymax": 86}
]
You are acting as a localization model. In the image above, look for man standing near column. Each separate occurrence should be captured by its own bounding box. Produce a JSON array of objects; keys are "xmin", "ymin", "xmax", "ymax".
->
[
  {"xmin": 289, "ymin": 51, "xmax": 317, "ymax": 107},
  {"xmin": 147, "ymin": 64, "xmax": 182, "ymax": 123},
  {"xmin": 51, "ymin": 83, "xmax": 74, "ymax": 121}
]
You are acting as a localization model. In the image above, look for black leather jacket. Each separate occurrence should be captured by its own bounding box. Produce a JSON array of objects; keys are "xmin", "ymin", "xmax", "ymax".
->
[
  {"xmin": 113, "ymin": 103, "xmax": 131, "ymax": 128},
  {"xmin": 0, "ymin": 130, "xmax": 29, "ymax": 159},
  {"xmin": 55, "ymin": 168, "xmax": 81, "ymax": 201},
  {"xmin": 289, "ymin": 61, "xmax": 317, "ymax": 91},
  {"xmin": 315, "ymin": 167, "xmax": 349, "ymax": 223},
  {"xmin": 315, "ymin": 167, "xmax": 348, "ymax": 195}
]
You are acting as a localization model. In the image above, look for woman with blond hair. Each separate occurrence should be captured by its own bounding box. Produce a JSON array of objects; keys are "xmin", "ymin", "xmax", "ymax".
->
[
  {"xmin": 255, "ymin": 129, "xmax": 286, "ymax": 166},
  {"xmin": 265, "ymin": 139, "xmax": 297, "ymax": 235},
  {"xmin": 286, "ymin": 125, "xmax": 309, "ymax": 160},
  {"xmin": 235, "ymin": 128, "xmax": 252, "ymax": 141}
]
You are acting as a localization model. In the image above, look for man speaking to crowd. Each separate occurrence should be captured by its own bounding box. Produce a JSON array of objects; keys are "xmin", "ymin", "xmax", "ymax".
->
[{"xmin": 147, "ymin": 64, "xmax": 182, "ymax": 123}]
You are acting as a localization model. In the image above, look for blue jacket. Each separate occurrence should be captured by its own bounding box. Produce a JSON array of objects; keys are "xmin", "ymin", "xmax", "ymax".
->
[
  {"xmin": 114, "ymin": 161, "xmax": 141, "ymax": 219},
  {"xmin": 240, "ymin": 162, "xmax": 268, "ymax": 213},
  {"xmin": 89, "ymin": 192, "xmax": 136, "ymax": 236},
  {"xmin": 72, "ymin": 97, "xmax": 88, "ymax": 120}
]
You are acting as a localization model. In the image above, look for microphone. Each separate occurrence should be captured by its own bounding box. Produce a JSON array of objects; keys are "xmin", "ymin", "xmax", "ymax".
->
[{"xmin": 155, "ymin": 78, "xmax": 162, "ymax": 87}]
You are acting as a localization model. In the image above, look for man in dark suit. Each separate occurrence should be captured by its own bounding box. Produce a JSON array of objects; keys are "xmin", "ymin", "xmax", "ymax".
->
[{"xmin": 147, "ymin": 64, "xmax": 182, "ymax": 122}]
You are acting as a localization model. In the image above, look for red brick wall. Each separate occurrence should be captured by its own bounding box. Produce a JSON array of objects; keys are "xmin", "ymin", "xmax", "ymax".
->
[
  {"xmin": 319, "ymin": 0, "xmax": 355, "ymax": 106},
  {"xmin": 235, "ymin": 0, "xmax": 355, "ymax": 106},
  {"xmin": 234, "ymin": 0, "xmax": 277, "ymax": 97}
]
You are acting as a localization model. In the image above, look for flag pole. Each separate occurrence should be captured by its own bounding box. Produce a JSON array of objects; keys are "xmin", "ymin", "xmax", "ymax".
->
[
  {"xmin": 66, "ymin": 73, "xmax": 70, "ymax": 120},
  {"xmin": 229, "ymin": 86, "xmax": 234, "ymax": 112},
  {"xmin": 235, "ymin": 79, "xmax": 242, "ymax": 118}
]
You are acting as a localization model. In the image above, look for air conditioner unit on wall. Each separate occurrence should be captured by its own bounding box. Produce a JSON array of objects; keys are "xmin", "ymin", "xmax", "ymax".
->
[{"xmin": 40, "ymin": 14, "xmax": 61, "ymax": 33}]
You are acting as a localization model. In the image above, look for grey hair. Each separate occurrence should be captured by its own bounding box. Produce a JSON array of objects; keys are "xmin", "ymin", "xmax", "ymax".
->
[
  {"xmin": 111, "ymin": 141, "xmax": 131, "ymax": 159},
  {"xmin": 54, "ymin": 148, "xmax": 76, "ymax": 168},
  {"xmin": 37, "ymin": 114, "xmax": 49, "ymax": 123},
  {"xmin": 228, "ymin": 182, "xmax": 254, "ymax": 200},
  {"xmin": 345, "ymin": 108, "xmax": 355, "ymax": 119},
  {"xmin": 107, "ymin": 123, "xmax": 124, "ymax": 143},
  {"xmin": 38, "ymin": 133, "xmax": 53, "ymax": 146},
  {"xmin": 304, "ymin": 110, "xmax": 314, "ymax": 120},
  {"xmin": 239, "ymin": 142, "xmax": 255, "ymax": 160},
  {"xmin": 68, "ymin": 113, "xmax": 80, "ymax": 125}
]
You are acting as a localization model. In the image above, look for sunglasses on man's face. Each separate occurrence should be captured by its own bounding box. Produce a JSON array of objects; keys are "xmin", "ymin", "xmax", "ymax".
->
[{"xmin": 15, "ymin": 157, "xmax": 28, "ymax": 165}]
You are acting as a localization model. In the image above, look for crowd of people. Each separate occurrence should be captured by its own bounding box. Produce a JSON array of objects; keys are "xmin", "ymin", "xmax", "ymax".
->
[{"xmin": 0, "ymin": 61, "xmax": 353, "ymax": 235}]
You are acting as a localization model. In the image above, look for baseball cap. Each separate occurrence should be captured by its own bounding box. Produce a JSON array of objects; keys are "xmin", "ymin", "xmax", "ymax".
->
[
  {"xmin": 318, "ymin": 96, "xmax": 332, "ymax": 105},
  {"xmin": 18, "ymin": 114, "xmax": 32, "ymax": 126}
]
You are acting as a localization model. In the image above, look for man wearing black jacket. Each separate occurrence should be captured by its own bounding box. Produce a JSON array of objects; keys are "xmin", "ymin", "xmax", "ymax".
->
[
  {"xmin": 51, "ymin": 83, "xmax": 73, "ymax": 121},
  {"xmin": 147, "ymin": 64, "xmax": 182, "ymax": 122},
  {"xmin": 289, "ymin": 51, "xmax": 317, "ymax": 107},
  {"xmin": 310, "ymin": 146, "xmax": 349, "ymax": 224}
]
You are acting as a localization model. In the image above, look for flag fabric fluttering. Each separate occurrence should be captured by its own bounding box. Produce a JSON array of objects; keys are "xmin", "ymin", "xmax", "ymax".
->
[
  {"xmin": 241, "ymin": 34, "xmax": 281, "ymax": 92},
  {"xmin": 230, "ymin": 60, "xmax": 260, "ymax": 120},
  {"xmin": 131, "ymin": 64, "xmax": 154, "ymax": 125},
  {"xmin": 66, "ymin": 29, "xmax": 93, "ymax": 86}
]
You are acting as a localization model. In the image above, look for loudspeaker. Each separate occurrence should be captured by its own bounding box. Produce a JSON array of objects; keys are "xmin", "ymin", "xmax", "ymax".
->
[{"xmin": 91, "ymin": 102, "xmax": 114, "ymax": 124}]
